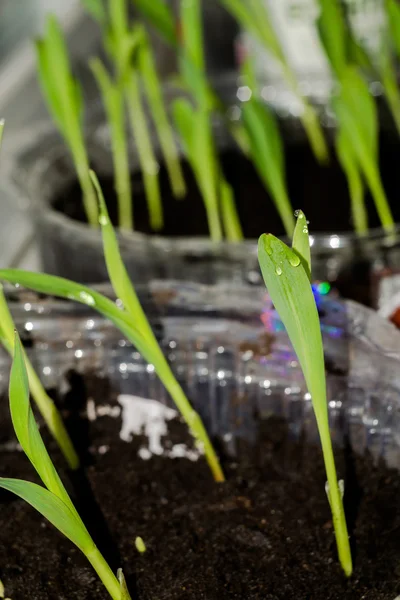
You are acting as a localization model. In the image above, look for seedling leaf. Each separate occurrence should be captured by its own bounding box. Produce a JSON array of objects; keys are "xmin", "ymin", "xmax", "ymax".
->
[
  {"xmin": 316, "ymin": 0, "xmax": 347, "ymax": 78},
  {"xmin": 81, "ymin": 0, "xmax": 107, "ymax": 25},
  {"xmin": 0, "ymin": 479, "xmax": 92, "ymax": 552},
  {"xmin": 133, "ymin": 0, "xmax": 177, "ymax": 46},
  {"xmin": 333, "ymin": 67, "xmax": 394, "ymax": 231},
  {"xmin": 292, "ymin": 210, "xmax": 311, "ymax": 280},
  {"xmin": 241, "ymin": 97, "xmax": 294, "ymax": 236},
  {"xmin": 9, "ymin": 334, "xmax": 76, "ymax": 511},
  {"xmin": 0, "ymin": 268, "xmax": 224, "ymax": 483},
  {"xmin": 258, "ymin": 213, "xmax": 352, "ymax": 577}
]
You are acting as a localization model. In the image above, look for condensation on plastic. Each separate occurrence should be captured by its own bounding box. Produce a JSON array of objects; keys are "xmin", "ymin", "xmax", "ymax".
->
[{"xmin": 1, "ymin": 282, "xmax": 400, "ymax": 467}]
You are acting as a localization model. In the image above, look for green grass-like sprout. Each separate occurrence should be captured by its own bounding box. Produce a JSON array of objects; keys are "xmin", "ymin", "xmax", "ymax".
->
[
  {"xmin": 172, "ymin": 0, "xmax": 243, "ymax": 242},
  {"xmin": 0, "ymin": 120, "xmax": 78, "ymax": 469},
  {"xmin": 90, "ymin": 58, "xmax": 133, "ymax": 229},
  {"xmin": 317, "ymin": 0, "xmax": 394, "ymax": 234},
  {"xmin": 241, "ymin": 59, "xmax": 294, "ymax": 237},
  {"xmin": 258, "ymin": 211, "xmax": 352, "ymax": 577},
  {"xmin": 220, "ymin": 0, "xmax": 329, "ymax": 164},
  {"xmin": 0, "ymin": 334, "xmax": 132, "ymax": 599},
  {"xmin": 36, "ymin": 15, "xmax": 97, "ymax": 226},
  {"xmin": 0, "ymin": 173, "xmax": 224, "ymax": 482},
  {"xmin": 333, "ymin": 66, "xmax": 394, "ymax": 233}
]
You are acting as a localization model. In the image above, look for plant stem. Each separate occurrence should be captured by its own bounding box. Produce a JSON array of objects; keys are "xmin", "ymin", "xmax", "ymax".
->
[
  {"xmin": 382, "ymin": 68, "xmax": 400, "ymax": 137},
  {"xmin": 139, "ymin": 35, "xmax": 186, "ymax": 199},
  {"xmin": 26, "ymin": 363, "xmax": 79, "ymax": 470},
  {"xmin": 318, "ymin": 418, "xmax": 352, "ymax": 577},
  {"xmin": 125, "ymin": 72, "xmax": 163, "ymax": 231},
  {"xmin": 71, "ymin": 143, "xmax": 98, "ymax": 227},
  {"xmin": 220, "ymin": 180, "xmax": 243, "ymax": 242},
  {"xmin": 283, "ymin": 64, "xmax": 329, "ymax": 165},
  {"xmin": 87, "ymin": 547, "xmax": 124, "ymax": 600},
  {"xmin": 344, "ymin": 159, "xmax": 368, "ymax": 236},
  {"xmin": 163, "ymin": 372, "xmax": 225, "ymax": 482},
  {"xmin": 362, "ymin": 156, "xmax": 395, "ymax": 233},
  {"xmin": 113, "ymin": 95, "xmax": 133, "ymax": 230},
  {"xmin": 0, "ymin": 287, "xmax": 79, "ymax": 469}
]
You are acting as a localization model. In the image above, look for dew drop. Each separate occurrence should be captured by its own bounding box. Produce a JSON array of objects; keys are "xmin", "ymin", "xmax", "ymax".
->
[
  {"xmin": 99, "ymin": 215, "xmax": 108, "ymax": 226},
  {"xmin": 79, "ymin": 291, "xmax": 96, "ymax": 306},
  {"xmin": 276, "ymin": 266, "xmax": 283, "ymax": 276},
  {"xmin": 303, "ymin": 228, "xmax": 308, "ymax": 234},
  {"xmin": 294, "ymin": 210, "xmax": 304, "ymax": 218},
  {"xmin": 289, "ymin": 255, "xmax": 301, "ymax": 267}
]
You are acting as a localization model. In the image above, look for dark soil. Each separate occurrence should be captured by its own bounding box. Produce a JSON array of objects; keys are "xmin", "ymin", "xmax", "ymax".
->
[
  {"xmin": 54, "ymin": 132, "xmax": 400, "ymax": 239},
  {"xmin": 0, "ymin": 373, "xmax": 400, "ymax": 599}
]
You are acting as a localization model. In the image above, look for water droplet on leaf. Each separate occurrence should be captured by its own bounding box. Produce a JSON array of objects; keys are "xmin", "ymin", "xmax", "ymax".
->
[
  {"xmin": 289, "ymin": 255, "xmax": 301, "ymax": 267},
  {"xmin": 79, "ymin": 291, "xmax": 96, "ymax": 306},
  {"xmin": 275, "ymin": 266, "xmax": 282, "ymax": 276},
  {"xmin": 99, "ymin": 215, "xmax": 108, "ymax": 226}
]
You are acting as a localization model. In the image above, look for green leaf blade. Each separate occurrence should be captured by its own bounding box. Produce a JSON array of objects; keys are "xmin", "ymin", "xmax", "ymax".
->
[
  {"xmin": 258, "ymin": 234, "xmax": 326, "ymax": 414},
  {"xmin": 10, "ymin": 335, "xmax": 77, "ymax": 512},
  {"xmin": 0, "ymin": 479, "xmax": 93, "ymax": 553},
  {"xmin": 292, "ymin": 210, "xmax": 311, "ymax": 280}
]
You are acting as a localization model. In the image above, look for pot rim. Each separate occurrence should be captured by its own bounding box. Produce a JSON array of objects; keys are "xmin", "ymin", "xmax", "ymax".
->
[{"xmin": 13, "ymin": 125, "xmax": 400, "ymax": 256}]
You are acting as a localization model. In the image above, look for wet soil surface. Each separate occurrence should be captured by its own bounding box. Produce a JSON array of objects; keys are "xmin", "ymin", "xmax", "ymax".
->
[{"xmin": 0, "ymin": 374, "xmax": 400, "ymax": 599}]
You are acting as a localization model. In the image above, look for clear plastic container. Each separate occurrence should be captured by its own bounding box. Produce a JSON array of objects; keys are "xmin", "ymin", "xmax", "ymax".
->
[
  {"xmin": 11, "ymin": 126, "xmax": 400, "ymax": 307},
  {"xmin": 1, "ymin": 281, "xmax": 400, "ymax": 467}
]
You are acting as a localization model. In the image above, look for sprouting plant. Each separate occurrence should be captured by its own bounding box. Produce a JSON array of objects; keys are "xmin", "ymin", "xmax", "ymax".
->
[
  {"xmin": 131, "ymin": 0, "xmax": 177, "ymax": 47},
  {"xmin": 0, "ymin": 285, "xmax": 78, "ymax": 469},
  {"xmin": 240, "ymin": 59, "xmax": 294, "ymax": 237},
  {"xmin": 0, "ymin": 120, "xmax": 78, "ymax": 468},
  {"xmin": 172, "ymin": 0, "xmax": 243, "ymax": 242},
  {"xmin": 90, "ymin": 58, "xmax": 133, "ymax": 229},
  {"xmin": 332, "ymin": 66, "xmax": 394, "ymax": 233},
  {"xmin": 316, "ymin": 0, "xmax": 394, "ymax": 234},
  {"xmin": 135, "ymin": 24, "xmax": 186, "ymax": 199},
  {"xmin": 316, "ymin": 0, "xmax": 367, "ymax": 235},
  {"xmin": 36, "ymin": 15, "xmax": 97, "ymax": 226},
  {"xmin": 173, "ymin": 99, "xmax": 222, "ymax": 241},
  {"xmin": 85, "ymin": 0, "xmax": 186, "ymax": 229},
  {"xmin": 219, "ymin": 0, "xmax": 329, "ymax": 164},
  {"xmin": 0, "ymin": 175, "xmax": 224, "ymax": 482},
  {"xmin": 258, "ymin": 211, "xmax": 352, "ymax": 577},
  {"xmin": 0, "ymin": 334, "xmax": 132, "ymax": 599}
]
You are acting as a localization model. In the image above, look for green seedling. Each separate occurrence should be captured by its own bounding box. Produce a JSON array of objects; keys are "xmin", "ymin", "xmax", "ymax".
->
[
  {"xmin": 84, "ymin": 0, "xmax": 164, "ymax": 231},
  {"xmin": 0, "ymin": 286, "xmax": 78, "ymax": 469},
  {"xmin": 220, "ymin": 179, "xmax": 243, "ymax": 242},
  {"xmin": 90, "ymin": 58, "xmax": 133, "ymax": 229},
  {"xmin": 317, "ymin": 4, "xmax": 393, "ymax": 233},
  {"xmin": 336, "ymin": 130, "xmax": 367, "ymax": 235},
  {"xmin": 387, "ymin": 0, "xmax": 400, "ymax": 57},
  {"xmin": 316, "ymin": 0, "xmax": 368, "ymax": 234},
  {"xmin": 219, "ymin": 0, "xmax": 329, "ymax": 164},
  {"xmin": 36, "ymin": 15, "xmax": 97, "ymax": 226},
  {"xmin": 0, "ymin": 211, "xmax": 224, "ymax": 482},
  {"xmin": 333, "ymin": 66, "xmax": 394, "ymax": 233},
  {"xmin": 240, "ymin": 59, "xmax": 294, "ymax": 237},
  {"xmin": 0, "ymin": 121, "xmax": 78, "ymax": 468},
  {"xmin": 136, "ymin": 25, "xmax": 186, "ymax": 199},
  {"xmin": 0, "ymin": 334, "xmax": 132, "ymax": 599},
  {"xmin": 91, "ymin": 170, "xmax": 224, "ymax": 479},
  {"xmin": 132, "ymin": 0, "xmax": 177, "ymax": 46},
  {"xmin": 258, "ymin": 211, "xmax": 352, "ymax": 577},
  {"xmin": 173, "ymin": 99, "xmax": 223, "ymax": 241}
]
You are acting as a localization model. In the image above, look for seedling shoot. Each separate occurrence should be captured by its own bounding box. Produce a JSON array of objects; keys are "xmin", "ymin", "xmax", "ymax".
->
[
  {"xmin": 258, "ymin": 211, "xmax": 352, "ymax": 577},
  {"xmin": 0, "ymin": 334, "xmax": 132, "ymax": 599}
]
